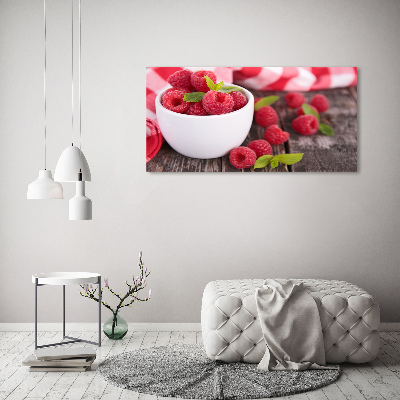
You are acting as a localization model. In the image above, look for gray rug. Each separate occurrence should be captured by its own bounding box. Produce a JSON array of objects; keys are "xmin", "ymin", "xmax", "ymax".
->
[{"xmin": 98, "ymin": 344, "xmax": 340, "ymax": 399}]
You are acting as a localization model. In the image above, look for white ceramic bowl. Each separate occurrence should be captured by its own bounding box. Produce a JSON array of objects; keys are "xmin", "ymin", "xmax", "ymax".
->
[{"xmin": 155, "ymin": 86, "xmax": 254, "ymax": 159}]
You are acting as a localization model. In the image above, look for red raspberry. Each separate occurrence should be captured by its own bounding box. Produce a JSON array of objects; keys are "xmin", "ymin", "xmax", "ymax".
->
[
  {"xmin": 292, "ymin": 115, "xmax": 319, "ymax": 135},
  {"xmin": 186, "ymin": 102, "xmax": 208, "ymax": 116},
  {"xmin": 229, "ymin": 147, "xmax": 257, "ymax": 169},
  {"xmin": 191, "ymin": 70, "xmax": 217, "ymax": 92},
  {"xmin": 230, "ymin": 91, "xmax": 248, "ymax": 111},
  {"xmin": 167, "ymin": 69, "xmax": 194, "ymax": 91},
  {"xmin": 264, "ymin": 125, "xmax": 290, "ymax": 145},
  {"xmin": 255, "ymin": 106, "xmax": 278, "ymax": 127},
  {"xmin": 310, "ymin": 94, "xmax": 330, "ymax": 112},
  {"xmin": 247, "ymin": 140, "xmax": 273, "ymax": 158},
  {"xmin": 162, "ymin": 89, "xmax": 190, "ymax": 114},
  {"xmin": 285, "ymin": 92, "xmax": 306, "ymax": 108},
  {"xmin": 202, "ymin": 90, "xmax": 234, "ymax": 115},
  {"xmin": 162, "ymin": 87, "xmax": 190, "ymax": 98},
  {"xmin": 296, "ymin": 104, "xmax": 319, "ymax": 116}
]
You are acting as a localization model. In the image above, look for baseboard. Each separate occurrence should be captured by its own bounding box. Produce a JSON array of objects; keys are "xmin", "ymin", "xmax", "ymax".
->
[
  {"xmin": 0, "ymin": 322, "xmax": 398, "ymax": 332},
  {"xmin": 0, "ymin": 322, "xmax": 202, "ymax": 332},
  {"xmin": 380, "ymin": 322, "xmax": 400, "ymax": 332}
]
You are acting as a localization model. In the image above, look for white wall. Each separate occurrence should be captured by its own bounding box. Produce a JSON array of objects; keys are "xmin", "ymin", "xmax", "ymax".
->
[{"xmin": 1, "ymin": 0, "xmax": 399, "ymax": 324}]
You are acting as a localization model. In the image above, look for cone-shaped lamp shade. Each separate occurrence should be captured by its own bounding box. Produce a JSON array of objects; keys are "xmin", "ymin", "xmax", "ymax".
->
[
  {"xmin": 27, "ymin": 170, "xmax": 64, "ymax": 199},
  {"xmin": 69, "ymin": 181, "xmax": 92, "ymax": 220},
  {"xmin": 54, "ymin": 145, "xmax": 91, "ymax": 182}
]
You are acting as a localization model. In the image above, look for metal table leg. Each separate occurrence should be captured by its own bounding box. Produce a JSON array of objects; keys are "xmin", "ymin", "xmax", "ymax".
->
[
  {"xmin": 35, "ymin": 277, "xmax": 38, "ymax": 350},
  {"xmin": 63, "ymin": 285, "xmax": 65, "ymax": 338},
  {"xmin": 98, "ymin": 276, "xmax": 102, "ymax": 347}
]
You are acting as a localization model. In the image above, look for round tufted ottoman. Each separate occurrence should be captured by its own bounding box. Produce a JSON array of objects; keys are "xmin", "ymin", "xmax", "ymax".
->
[{"xmin": 201, "ymin": 279, "xmax": 380, "ymax": 364}]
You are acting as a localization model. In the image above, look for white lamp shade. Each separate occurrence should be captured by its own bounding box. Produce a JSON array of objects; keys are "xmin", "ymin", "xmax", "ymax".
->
[
  {"xmin": 54, "ymin": 145, "xmax": 91, "ymax": 182},
  {"xmin": 27, "ymin": 170, "xmax": 64, "ymax": 199},
  {"xmin": 69, "ymin": 181, "xmax": 92, "ymax": 220}
]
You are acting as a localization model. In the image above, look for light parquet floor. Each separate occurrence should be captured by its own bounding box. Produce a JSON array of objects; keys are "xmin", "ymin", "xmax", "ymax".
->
[{"xmin": 0, "ymin": 330, "xmax": 399, "ymax": 400}]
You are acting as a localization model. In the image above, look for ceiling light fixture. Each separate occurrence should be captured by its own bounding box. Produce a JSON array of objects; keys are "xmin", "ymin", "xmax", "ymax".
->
[
  {"xmin": 27, "ymin": 0, "xmax": 63, "ymax": 200},
  {"xmin": 54, "ymin": 0, "xmax": 92, "ymax": 220}
]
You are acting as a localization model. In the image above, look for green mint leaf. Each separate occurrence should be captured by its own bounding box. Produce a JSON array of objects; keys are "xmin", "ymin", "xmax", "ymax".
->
[
  {"xmin": 183, "ymin": 92, "xmax": 206, "ymax": 102},
  {"xmin": 219, "ymin": 85, "xmax": 242, "ymax": 93},
  {"xmin": 319, "ymin": 123, "xmax": 334, "ymax": 136},
  {"xmin": 254, "ymin": 95, "xmax": 279, "ymax": 111},
  {"xmin": 215, "ymin": 81, "xmax": 225, "ymax": 91},
  {"xmin": 205, "ymin": 76, "xmax": 217, "ymax": 91},
  {"xmin": 254, "ymin": 155, "xmax": 273, "ymax": 169},
  {"xmin": 270, "ymin": 159, "xmax": 279, "ymax": 169},
  {"xmin": 302, "ymin": 104, "xmax": 320, "ymax": 121},
  {"xmin": 273, "ymin": 153, "xmax": 304, "ymax": 165}
]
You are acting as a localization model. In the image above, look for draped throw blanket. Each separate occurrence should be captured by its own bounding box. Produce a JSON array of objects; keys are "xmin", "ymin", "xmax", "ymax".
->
[{"xmin": 255, "ymin": 279, "xmax": 337, "ymax": 371}]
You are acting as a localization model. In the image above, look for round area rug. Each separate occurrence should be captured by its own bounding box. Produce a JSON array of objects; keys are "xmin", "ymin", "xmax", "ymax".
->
[{"xmin": 98, "ymin": 344, "xmax": 340, "ymax": 399}]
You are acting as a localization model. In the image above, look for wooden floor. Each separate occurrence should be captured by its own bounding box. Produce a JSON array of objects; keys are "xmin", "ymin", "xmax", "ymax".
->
[
  {"xmin": 0, "ymin": 330, "xmax": 399, "ymax": 400},
  {"xmin": 146, "ymin": 87, "xmax": 357, "ymax": 173}
]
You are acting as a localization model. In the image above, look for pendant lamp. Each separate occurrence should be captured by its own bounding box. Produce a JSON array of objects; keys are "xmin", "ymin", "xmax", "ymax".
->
[
  {"xmin": 69, "ymin": 171, "xmax": 92, "ymax": 220},
  {"xmin": 27, "ymin": 0, "xmax": 63, "ymax": 200},
  {"xmin": 54, "ymin": 0, "xmax": 92, "ymax": 220},
  {"xmin": 54, "ymin": 145, "xmax": 91, "ymax": 182}
]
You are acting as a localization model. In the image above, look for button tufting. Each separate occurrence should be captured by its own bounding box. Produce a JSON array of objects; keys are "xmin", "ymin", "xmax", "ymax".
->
[{"xmin": 203, "ymin": 278, "xmax": 380, "ymax": 364}]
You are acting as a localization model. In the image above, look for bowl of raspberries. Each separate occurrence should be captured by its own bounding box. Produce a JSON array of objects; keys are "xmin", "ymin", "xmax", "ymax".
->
[{"xmin": 155, "ymin": 69, "xmax": 254, "ymax": 159}]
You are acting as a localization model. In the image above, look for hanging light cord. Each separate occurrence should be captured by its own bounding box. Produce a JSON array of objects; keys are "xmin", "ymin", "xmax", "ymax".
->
[
  {"xmin": 44, "ymin": 0, "xmax": 47, "ymax": 170},
  {"xmin": 79, "ymin": 0, "xmax": 82, "ymax": 153},
  {"xmin": 71, "ymin": 0, "xmax": 74, "ymax": 146},
  {"xmin": 78, "ymin": 0, "xmax": 84, "ymax": 176}
]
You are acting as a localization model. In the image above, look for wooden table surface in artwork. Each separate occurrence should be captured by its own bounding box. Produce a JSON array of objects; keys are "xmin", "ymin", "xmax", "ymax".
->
[{"xmin": 146, "ymin": 87, "xmax": 358, "ymax": 172}]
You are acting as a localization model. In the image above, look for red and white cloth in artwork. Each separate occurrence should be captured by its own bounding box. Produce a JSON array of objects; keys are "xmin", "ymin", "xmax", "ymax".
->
[
  {"xmin": 145, "ymin": 67, "xmax": 357, "ymax": 162},
  {"xmin": 146, "ymin": 118, "xmax": 163, "ymax": 163}
]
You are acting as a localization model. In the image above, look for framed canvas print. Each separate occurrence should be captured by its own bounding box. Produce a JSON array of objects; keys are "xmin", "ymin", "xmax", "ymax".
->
[{"xmin": 146, "ymin": 67, "xmax": 357, "ymax": 172}]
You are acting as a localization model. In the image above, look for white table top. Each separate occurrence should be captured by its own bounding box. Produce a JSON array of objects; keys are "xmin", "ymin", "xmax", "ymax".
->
[{"xmin": 32, "ymin": 272, "xmax": 101, "ymax": 285}]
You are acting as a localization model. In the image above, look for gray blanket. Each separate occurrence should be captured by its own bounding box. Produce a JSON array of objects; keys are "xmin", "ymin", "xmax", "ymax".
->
[{"xmin": 255, "ymin": 279, "xmax": 336, "ymax": 371}]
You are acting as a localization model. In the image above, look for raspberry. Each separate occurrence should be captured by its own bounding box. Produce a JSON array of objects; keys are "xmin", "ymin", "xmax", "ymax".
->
[
  {"xmin": 229, "ymin": 147, "xmax": 257, "ymax": 169},
  {"xmin": 247, "ymin": 140, "xmax": 273, "ymax": 158},
  {"xmin": 186, "ymin": 102, "xmax": 208, "ymax": 116},
  {"xmin": 167, "ymin": 69, "xmax": 194, "ymax": 91},
  {"xmin": 310, "ymin": 94, "xmax": 330, "ymax": 112},
  {"xmin": 202, "ymin": 90, "xmax": 234, "ymax": 115},
  {"xmin": 230, "ymin": 91, "xmax": 248, "ymax": 111},
  {"xmin": 285, "ymin": 92, "xmax": 306, "ymax": 108},
  {"xmin": 162, "ymin": 89, "xmax": 190, "ymax": 114},
  {"xmin": 292, "ymin": 115, "xmax": 319, "ymax": 135},
  {"xmin": 191, "ymin": 70, "xmax": 217, "ymax": 92},
  {"xmin": 162, "ymin": 87, "xmax": 190, "ymax": 99},
  {"xmin": 254, "ymin": 106, "xmax": 278, "ymax": 127},
  {"xmin": 264, "ymin": 125, "xmax": 290, "ymax": 145},
  {"xmin": 296, "ymin": 104, "xmax": 319, "ymax": 116}
]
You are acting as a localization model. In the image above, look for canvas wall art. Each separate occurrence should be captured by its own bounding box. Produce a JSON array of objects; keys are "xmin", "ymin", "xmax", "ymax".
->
[{"xmin": 146, "ymin": 67, "xmax": 357, "ymax": 172}]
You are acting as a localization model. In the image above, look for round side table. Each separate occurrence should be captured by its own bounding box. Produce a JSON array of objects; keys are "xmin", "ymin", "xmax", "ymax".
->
[{"xmin": 32, "ymin": 272, "xmax": 102, "ymax": 349}]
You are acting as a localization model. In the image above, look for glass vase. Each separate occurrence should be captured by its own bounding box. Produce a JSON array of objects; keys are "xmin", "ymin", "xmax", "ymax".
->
[{"xmin": 103, "ymin": 312, "xmax": 128, "ymax": 340}]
